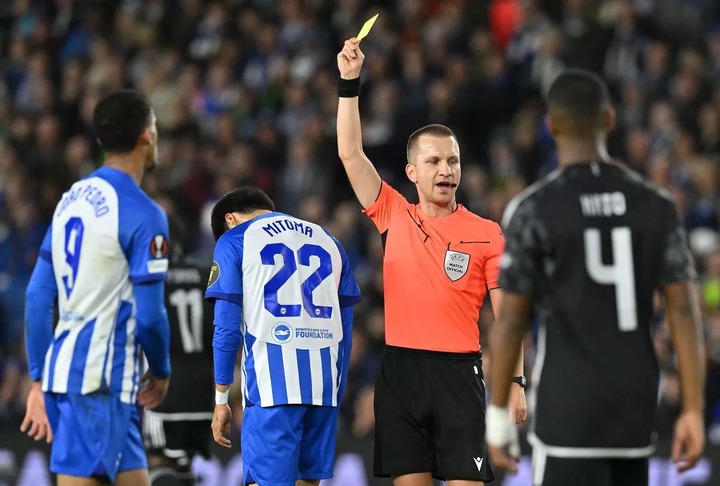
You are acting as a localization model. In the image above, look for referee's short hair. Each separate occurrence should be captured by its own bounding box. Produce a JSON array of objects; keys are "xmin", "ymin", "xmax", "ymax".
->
[
  {"xmin": 93, "ymin": 90, "xmax": 152, "ymax": 154},
  {"xmin": 211, "ymin": 186, "xmax": 276, "ymax": 241},
  {"xmin": 406, "ymin": 124, "xmax": 458, "ymax": 163},
  {"xmin": 546, "ymin": 69, "xmax": 611, "ymax": 134}
]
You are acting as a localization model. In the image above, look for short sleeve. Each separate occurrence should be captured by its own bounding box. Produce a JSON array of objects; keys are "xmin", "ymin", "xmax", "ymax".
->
[
  {"xmin": 658, "ymin": 202, "xmax": 697, "ymax": 287},
  {"xmin": 39, "ymin": 225, "xmax": 52, "ymax": 262},
  {"xmin": 205, "ymin": 234, "xmax": 243, "ymax": 306},
  {"xmin": 362, "ymin": 181, "xmax": 409, "ymax": 234},
  {"xmin": 126, "ymin": 204, "xmax": 170, "ymax": 284},
  {"xmin": 483, "ymin": 222, "xmax": 505, "ymax": 290},
  {"xmin": 498, "ymin": 197, "xmax": 543, "ymax": 296}
]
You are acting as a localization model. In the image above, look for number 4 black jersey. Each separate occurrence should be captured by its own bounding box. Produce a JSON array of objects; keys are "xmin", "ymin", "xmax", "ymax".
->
[
  {"xmin": 499, "ymin": 161, "xmax": 695, "ymax": 457},
  {"xmin": 153, "ymin": 254, "xmax": 215, "ymax": 416}
]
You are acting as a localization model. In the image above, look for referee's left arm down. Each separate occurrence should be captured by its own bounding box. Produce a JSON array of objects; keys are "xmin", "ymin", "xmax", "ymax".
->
[{"xmin": 21, "ymin": 226, "xmax": 57, "ymax": 443}]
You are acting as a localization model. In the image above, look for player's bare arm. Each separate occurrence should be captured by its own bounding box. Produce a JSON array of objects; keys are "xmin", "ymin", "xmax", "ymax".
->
[
  {"xmin": 486, "ymin": 291, "xmax": 532, "ymax": 474},
  {"xmin": 663, "ymin": 281, "xmax": 705, "ymax": 472},
  {"xmin": 489, "ymin": 288, "xmax": 527, "ymax": 426},
  {"xmin": 336, "ymin": 37, "xmax": 381, "ymax": 209}
]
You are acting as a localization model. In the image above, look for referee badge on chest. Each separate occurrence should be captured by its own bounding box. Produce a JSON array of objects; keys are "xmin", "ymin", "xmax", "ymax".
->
[{"xmin": 444, "ymin": 250, "xmax": 470, "ymax": 281}]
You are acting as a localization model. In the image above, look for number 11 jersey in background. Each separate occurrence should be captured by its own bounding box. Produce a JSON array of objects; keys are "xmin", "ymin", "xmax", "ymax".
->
[
  {"xmin": 206, "ymin": 212, "xmax": 361, "ymax": 408},
  {"xmin": 152, "ymin": 253, "xmax": 214, "ymax": 416},
  {"xmin": 499, "ymin": 161, "xmax": 696, "ymax": 456}
]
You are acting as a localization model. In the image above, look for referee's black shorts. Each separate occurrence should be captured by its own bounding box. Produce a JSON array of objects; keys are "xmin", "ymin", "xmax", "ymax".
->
[{"xmin": 373, "ymin": 345, "xmax": 494, "ymax": 482}]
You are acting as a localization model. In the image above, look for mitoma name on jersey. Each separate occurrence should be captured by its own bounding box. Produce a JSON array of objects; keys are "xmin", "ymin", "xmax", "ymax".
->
[
  {"xmin": 56, "ymin": 183, "xmax": 110, "ymax": 218},
  {"xmin": 262, "ymin": 219, "xmax": 314, "ymax": 238}
]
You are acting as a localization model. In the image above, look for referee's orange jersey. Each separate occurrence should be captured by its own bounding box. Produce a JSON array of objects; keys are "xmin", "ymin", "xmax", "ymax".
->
[{"xmin": 364, "ymin": 182, "xmax": 505, "ymax": 353}]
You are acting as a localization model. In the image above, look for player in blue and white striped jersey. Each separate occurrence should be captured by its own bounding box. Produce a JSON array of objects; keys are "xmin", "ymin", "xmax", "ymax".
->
[
  {"xmin": 21, "ymin": 90, "xmax": 172, "ymax": 486},
  {"xmin": 206, "ymin": 186, "xmax": 361, "ymax": 486}
]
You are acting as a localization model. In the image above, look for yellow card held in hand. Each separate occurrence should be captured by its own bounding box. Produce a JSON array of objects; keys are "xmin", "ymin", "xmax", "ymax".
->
[{"xmin": 357, "ymin": 13, "xmax": 379, "ymax": 41}]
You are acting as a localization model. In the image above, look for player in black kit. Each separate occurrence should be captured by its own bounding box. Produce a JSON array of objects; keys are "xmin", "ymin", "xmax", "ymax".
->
[
  {"xmin": 485, "ymin": 69, "xmax": 705, "ymax": 486},
  {"xmin": 143, "ymin": 221, "xmax": 214, "ymax": 486}
]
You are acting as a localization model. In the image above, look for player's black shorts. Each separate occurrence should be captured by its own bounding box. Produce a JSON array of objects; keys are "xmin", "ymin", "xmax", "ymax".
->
[
  {"xmin": 143, "ymin": 411, "xmax": 212, "ymax": 466},
  {"xmin": 373, "ymin": 345, "xmax": 494, "ymax": 482},
  {"xmin": 533, "ymin": 452, "xmax": 648, "ymax": 486}
]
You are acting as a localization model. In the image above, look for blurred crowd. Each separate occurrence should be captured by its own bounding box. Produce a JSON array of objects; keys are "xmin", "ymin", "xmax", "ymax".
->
[{"xmin": 1, "ymin": 0, "xmax": 720, "ymax": 451}]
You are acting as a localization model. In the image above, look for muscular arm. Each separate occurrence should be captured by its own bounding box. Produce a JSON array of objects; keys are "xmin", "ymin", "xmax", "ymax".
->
[
  {"xmin": 663, "ymin": 281, "xmax": 705, "ymax": 414},
  {"xmin": 489, "ymin": 288, "xmax": 525, "ymax": 379},
  {"xmin": 336, "ymin": 39, "xmax": 381, "ymax": 209},
  {"xmin": 488, "ymin": 291, "xmax": 532, "ymax": 407}
]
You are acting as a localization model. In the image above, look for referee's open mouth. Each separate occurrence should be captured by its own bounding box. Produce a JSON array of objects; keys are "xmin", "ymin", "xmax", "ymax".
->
[{"xmin": 435, "ymin": 181, "xmax": 457, "ymax": 190}]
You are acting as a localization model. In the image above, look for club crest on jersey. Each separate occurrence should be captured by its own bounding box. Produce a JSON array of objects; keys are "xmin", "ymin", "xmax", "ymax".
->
[
  {"xmin": 444, "ymin": 250, "xmax": 470, "ymax": 281},
  {"xmin": 272, "ymin": 322, "xmax": 293, "ymax": 344},
  {"xmin": 207, "ymin": 261, "xmax": 220, "ymax": 288},
  {"xmin": 150, "ymin": 234, "xmax": 168, "ymax": 259}
]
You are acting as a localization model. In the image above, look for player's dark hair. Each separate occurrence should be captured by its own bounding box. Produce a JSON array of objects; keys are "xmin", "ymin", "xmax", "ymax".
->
[
  {"xmin": 546, "ymin": 69, "xmax": 611, "ymax": 133},
  {"xmin": 93, "ymin": 90, "xmax": 152, "ymax": 154},
  {"xmin": 211, "ymin": 186, "xmax": 276, "ymax": 241},
  {"xmin": 406, "ymin": 124, "xmax": 458, "ymax": 162}
]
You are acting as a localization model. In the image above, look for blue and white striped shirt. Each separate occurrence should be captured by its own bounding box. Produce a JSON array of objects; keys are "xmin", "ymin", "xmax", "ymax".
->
[
  {"xmin": 206, "ymin": 212, "xmax": 361, "ymax": 407},
  {"xmin": 28, "ymin": 167, "xmax": 170, "ymax": 404}
]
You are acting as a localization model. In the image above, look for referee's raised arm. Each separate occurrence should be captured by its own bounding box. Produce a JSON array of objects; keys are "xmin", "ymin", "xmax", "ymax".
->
[{"xmin": 336, "ymin": 37, "xmax": 381, "ymax": 209}]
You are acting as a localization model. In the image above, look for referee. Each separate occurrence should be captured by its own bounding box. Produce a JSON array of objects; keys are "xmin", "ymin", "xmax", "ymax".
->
[{"xmin": 336, "ymin": 37, "xmax": 527, "ymax": 485}]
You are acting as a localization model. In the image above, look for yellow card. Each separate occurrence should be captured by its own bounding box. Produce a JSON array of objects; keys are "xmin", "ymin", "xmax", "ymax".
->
[{"xmin": 357, "ymin": 13, "xmax": 379, "ymax": 41}]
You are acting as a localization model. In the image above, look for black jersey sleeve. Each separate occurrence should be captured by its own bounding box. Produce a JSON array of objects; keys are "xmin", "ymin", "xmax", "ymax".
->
[
  {"xmin": 498, "ymin": 197, "xmax": 544, "ymax": 296},
  {"xmin": 658, "ymin": 200, "xmax": 697, "ymax": 287}
]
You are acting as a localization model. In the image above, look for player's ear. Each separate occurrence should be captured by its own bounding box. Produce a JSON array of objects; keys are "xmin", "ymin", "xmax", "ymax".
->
[
  {"xmin": 405, "ymin": 163, "xmax": 417, "ymax": 184},
  {"xmin": 138, "ymin": 127, "xmax": 152, "ymax": 147},
  {"xmin": 545, "ymin": 114, "xmax": 558, "ymax": 138},
  {"xmin": 225, "ymin": 212, "xmax": 235, "ymax": 229},
  {"xmin": 604, "ymin": 106, "xmax": 616, "ymax": 132},
  {"xmin": 225, "ymin": 211, "xmax": 243, "ymax": 229}
]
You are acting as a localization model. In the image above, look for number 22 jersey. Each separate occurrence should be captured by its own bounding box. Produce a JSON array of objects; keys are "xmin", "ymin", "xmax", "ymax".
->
[{"xmin": 206, "ymin": 212, "xmax": 361, "ymax": 408}]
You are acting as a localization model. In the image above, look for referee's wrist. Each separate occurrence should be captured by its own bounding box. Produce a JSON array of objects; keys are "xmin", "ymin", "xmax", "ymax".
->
[{"xmin": 337, "ymin": 76, "xmax": 361, "ymax": 97}]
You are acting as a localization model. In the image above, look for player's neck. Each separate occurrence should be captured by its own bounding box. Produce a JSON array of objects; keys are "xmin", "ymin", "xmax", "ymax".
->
[
  {"xmin": 556, "ymin": 137, "xmax": 612, "ymax": 168},
  {"xmin": 103, "ymin": 154, "xmax": 145, "ymax": 185},
  {"xmin": 418, "ymin": 199, "xmax": 456, "ymax": 217},
  {"xmin": 231, "ymin": 209, "xmax": 273, "ymax": 227}
]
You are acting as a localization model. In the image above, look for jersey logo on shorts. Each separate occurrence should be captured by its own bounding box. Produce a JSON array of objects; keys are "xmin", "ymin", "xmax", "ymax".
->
[
  {"xmin": 473, "ymin": 457, "xmax": 483, "ymax": 471},
  {"xmin": 150, "ymin": 234, "xmax": 168, "ymax": 259},
  {"xmin": 207, "ymin": 261, "xmax": 220, "ymax": 288},
  {"xmin": 444, "ymin": 250, "xmax": 470, "ymax": 281}
]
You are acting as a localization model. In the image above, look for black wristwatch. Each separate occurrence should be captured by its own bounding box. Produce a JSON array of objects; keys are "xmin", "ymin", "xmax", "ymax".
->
[{"xmin": 511, "ymin": 376, "xmax": 527, "ymax": 388}]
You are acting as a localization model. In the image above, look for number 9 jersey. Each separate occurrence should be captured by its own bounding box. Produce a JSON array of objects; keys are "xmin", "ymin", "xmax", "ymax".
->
[
  {"xmin": 205, "ymin": 212, "xmax": 361, "ymax": 408},
  {"xmin": 41, "ymin": 167, "xmax": 169, "ymax": 404}
]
